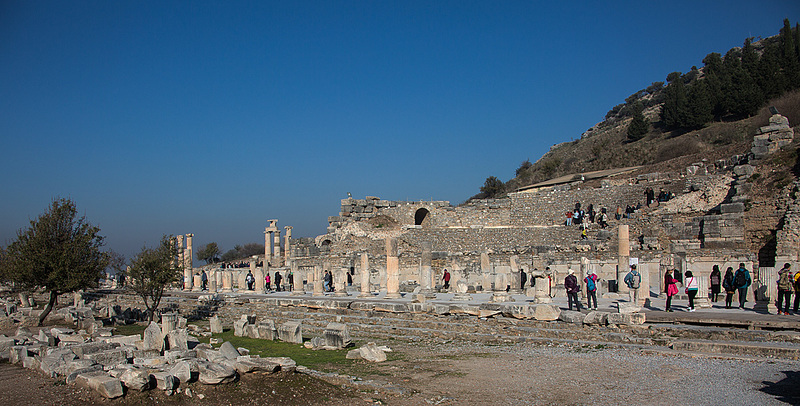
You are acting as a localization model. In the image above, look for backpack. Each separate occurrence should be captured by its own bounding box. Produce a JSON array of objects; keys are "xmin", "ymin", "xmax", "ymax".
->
[
  {"xmin": 778, "ymin": 270, "xmax": 793, "ymax": 291},
  {"xmin": 586, "ymin": 276, "xmax": 596, "ymax": 291},
  {"xmin": 734, "ymin": 269, "xmax": 747, "ymax": 288},
  {"xmin": 625, "ymin": 271, "xmax": 641, "ymax": 289}
]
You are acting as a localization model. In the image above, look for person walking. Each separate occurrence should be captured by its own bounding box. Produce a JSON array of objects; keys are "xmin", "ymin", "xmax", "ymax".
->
[
  {"xmin": 275, "ymin": 271, "xmax": 283, "ymax": 292},
  {"xmin": 584, "ymin": 270, "xmax": 598, "ymax": 310},
  {"xmin": 733, "ymin": 263, "xmax": 752, "ymax": 309},
  {"xmin": 685, "ymin": 270, "xmax": 698, "ymax": 312},
  {"xmin": 624, "ymin": 264, "xmax": 641, "ymax": 305},
  {"xmin": 201, "ymin": 270, "xmax": 208, "ymax": 291},
  {"xmin": 776, "ymin": 263, "xmax": 793, "ymax": 315},
  {"xmin": 442, "ymin": 269, "xmax": 451, "ymax": 290},
  {"xmin": 245, "ymin": 270, "xmax": 255, "ymax": 290},
  {"xmin": 710, "ymin": 265, "xmax": 722, "ymax": 303},
  {"xmin": 722, "ymin": 267, "xmax": 735, "ymax": 309},
  {"xmin": 323, "ymin": 270, "xmax": 332, "ymax": 292},
  {"xmin": 565, "ymin": 269, "xmax": 581, "ymax": 311},
  {"xmin": 287, "ymin": 270, "xmax": 294, "ymax": 291},
  {"xmin": 264, "ymin": 273, "xmax": 271, "ymax": 291},
  {"xmin": 664, "ymin": 269, "xmax": 679, "ymax": 312}
]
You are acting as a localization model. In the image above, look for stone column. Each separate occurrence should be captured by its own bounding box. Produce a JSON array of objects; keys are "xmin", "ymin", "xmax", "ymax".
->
[
  {"xmin": 209, "ymin": 269, "xmax": 218, "ymax": 292},
  {"xmin": 385, "ymin": 238, "xmax": 401, "ymax": 299},
  {"xmin": 185, "ymin": 234, "xmax": 194, "ymax": 272},
  {"xmin": 264, "ymin": 227, "xmax": 272, "ymax": 264},
  {"xmin": 313, "ymin": 265, "xmax": 324, "ymax": 296},
  {"xmin": 221, "ymin": 271, "xmax": 233, "ymax": 292},
  {"xmin": 639, "ymin": 263, "xmax": 651, "ymax": 307},
  {"xmin": 175, "ymin": 235, "xmax": 184, "ymax": 268},
  {"xmin": 291, "ymin": 263, "xmax": 304, "ymax": 295},
  {"xmin": 754, "ymin": 266, "xmax": 779, "ymax": 314},
  {"xmin": 689, "ymin": 264, "xmax": 710, "ymax": 308},
  {"xmin": 419, "ymin": 242, "xmax": 433, "ymax": 292},
  {"xmin": 161, "ymin": 313, "xmax": 178, "ymax": 337},
  {"xmin": 617, "ymin": 225, "xmax": 630, "ymax": 294},
  {"xmin": 254, "ymin": 267, "xmax": 265, "ymax": 292},
  {"xmin": 509, "ymin": 255, "xmax": 523, "ymax": 294},
  {"xmin": 273, "ymin": 228, "xmax": 281, "ymax": 262},
  {"xmin": 284, "ymin": 226, "xmax": 293, "ymax": 263},
  {"xmin": 184, "ymin": 268, "xmax": 193, "ymax": 291},
  {"xmin": 359, "ymin": 253, "xmax": 372, "ymax": 297},
  {"xmin": 334, "ymin": 267, "xmax": 348, "ymax": 297},
  {"xmin": 481, "ymin": 252, "xmax": 493, "ymax": 292},
  {"xmin": 532, "ymin": 268, "xmax": 552, "ymax": 303}
]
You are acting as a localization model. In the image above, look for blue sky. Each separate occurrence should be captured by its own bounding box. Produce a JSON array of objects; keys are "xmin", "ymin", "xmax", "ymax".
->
[{"xmin": 2, "ymin": 1, "xmax": 798, "ymax": 262}]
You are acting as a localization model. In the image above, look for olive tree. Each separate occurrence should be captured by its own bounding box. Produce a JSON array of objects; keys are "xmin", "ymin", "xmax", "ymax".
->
[
  {"xmin": 127, "ymin": 235, "xmax": 182, "ymax": 322},
  {"xmin": 0, "ymin": 198, "xmax": 108, "ymax": 325}
]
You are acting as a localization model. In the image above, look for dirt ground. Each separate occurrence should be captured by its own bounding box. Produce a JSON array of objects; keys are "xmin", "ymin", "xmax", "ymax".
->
[{"xmin": 3, "ymin": 337, "xmax": 798, "ymax": 406}]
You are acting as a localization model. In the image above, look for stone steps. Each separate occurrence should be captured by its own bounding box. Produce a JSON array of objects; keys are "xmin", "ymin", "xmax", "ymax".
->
[{"xmin": 671, "ymin": 339, "xmax": 800, "ymax": 359}]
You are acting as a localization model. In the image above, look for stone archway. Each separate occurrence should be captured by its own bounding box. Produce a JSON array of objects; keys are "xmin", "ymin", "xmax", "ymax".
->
[
  {"xmin": 415, "ymin": 208, "xmax": 430, "ymax": 226},
  {"xmin": 320, "ymin": 239, "xmax": 332, "ymax": 254}
]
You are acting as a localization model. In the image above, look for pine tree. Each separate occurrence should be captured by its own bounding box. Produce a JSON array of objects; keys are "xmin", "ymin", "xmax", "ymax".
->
[
  {"xmin": 687, "ymin": 80, "xmax": 713, "ymax": 128},
  {"xmin": 781, "ymin": 19, "xmax": 800, "ymax": 88},
  {"xmin": 660, "ymin": 73, "xmax": 690, "ymax": 130},
  {"xmin": 627, "ymin": 101, "xmax": 649, "ymax": 141}
]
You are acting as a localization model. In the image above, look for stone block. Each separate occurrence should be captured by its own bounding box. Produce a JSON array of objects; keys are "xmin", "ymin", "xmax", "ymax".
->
[
  {"xmin": 65, "ymin": 364, "xmax": 103, "ymax": 384},
  {"xmin": 720, "ymin": 203, "xmax": 745, "ymax": 213},
  {"xmin": 346, "ymin": 343, "xmax": 388, "ymax": 362},
  {"xmin": 559, "ymin": 310, "xmax": 586, "ymax": 324},
  {"xmin": 607, "ymin": 312, "xmax": 646, "ymax": 325},
  {"xmin": 617, "ymin": 303, "xmax": 641, "ymax": 314},
  {"xmin": 733, "ymin": 165, "xmax": 754, "ymax": 177},
  {"xmin": 373, "ymin": 303, "xmax": 408, "ymax": 313},
  {"xmin": 533, "ymin": 304, "xmax": 561, "ymax": 321},
  {"xmin": 256, "ymin": 320, "xmax": 277, "ymax": 340},
  {"xmin": 119, "ymin": 368, "xmax": 152, "ymax": 391},
  {"xmin": 196, "ymin": 360, "xmax": 238, "ymax": 384},
  {"xmin": 233, "ymin": 316, "xmax": 248, "ymax": 337},
  {"xmin": 151, "ymin": 371, "xmax": 177, "ymax": 391},
  {"xmin": 83, "ymin": 348, "xmax": 128, "ymax": 367},
  {"xmin": 277, "ymin": 321, "xmax": 302, "ymax": 344},
  {"xmin": 583, "ymin": 311, "xmax": 609, "ymax": 325},
  {"xmin": 323, "ymin": 323, "xmax": 352, "ymax": 349},
  {"xmin": 75, "ymin": 371, "xmax": 124, "ymax": 399},
  {"xmin": 40, "ymin": 348, "xmax": 77, "ymax": 377},
  {"xmin": 261, "ymin": 356, "xmax": 296, "ymax": 372},
  {"xmin": 9, "ymin": 346, "xmax": 27, "ymax": 364},
  {"xmin": 141, "ymin": 321, "xmax": 163, "ymax": 352},
  {"xmin": 209, "ymin": 316, "xmax": 223, "ymax": 334},
  {"xmin": 218, "ymin": 341, "xmax": 240, "ymax": 360}
]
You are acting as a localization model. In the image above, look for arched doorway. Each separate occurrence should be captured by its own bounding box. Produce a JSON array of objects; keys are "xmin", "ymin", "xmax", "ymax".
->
[{"xmin": 414, "ymin": 208, "xmax": 430, "ymax": 226}]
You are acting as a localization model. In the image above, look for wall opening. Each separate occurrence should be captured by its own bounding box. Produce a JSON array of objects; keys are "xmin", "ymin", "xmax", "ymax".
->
[{"xmin": 414, "ymin": 208, "xmax": 430, "ymax": 226}]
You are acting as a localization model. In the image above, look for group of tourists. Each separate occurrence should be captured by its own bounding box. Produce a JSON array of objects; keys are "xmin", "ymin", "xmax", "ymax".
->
[
  {"xmin": 663, "ymin": 263, "xmax": 753, "ymax": 312},
  {"xmin": 243, "ymin": 270, "xmax": 293, "ymax": 292},
  {"xmin": 565, "ymin": 202, "xmax": 611, "ymax": 232}
]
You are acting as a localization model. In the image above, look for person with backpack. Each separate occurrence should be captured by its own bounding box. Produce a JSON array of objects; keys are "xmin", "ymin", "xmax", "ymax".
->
[
  {"xmin": 722, "ymin": 267, "xmax": 735, "ymax": 309},
  {"xmin": 584, "ymin": 270, "xmax": 598, "ymax": 310},
  {"xmin": 664, "ymin": 269, "xmax": 679, "ymax": 312},
  {"xmin": 685, "ymin": 270, "xmax": 699, "ymax": 312},
  {"xmin": 245, "ymin": 270, "xmax": 255, "ymax": 290},
  {"xmin": 564, "ymin": 269, "xmax": 581, "ymax": 311},
  {"xmin": 776, "ymin": 263, "xmax": 793, "ymax": 315},
  {"xmin": 275, "ymin": 271, "xmax": 283, "ymax": 292},
  {"xmin": 623, "ymin": 264, "xmax": 642, "ymax": 305},
  {"xmin": 442, "ymin": 269, "xmax": 451, "ymax": 290},
  {"xmin": 733, "ymin": 263, "xmax": 752, "ymax": 309}
]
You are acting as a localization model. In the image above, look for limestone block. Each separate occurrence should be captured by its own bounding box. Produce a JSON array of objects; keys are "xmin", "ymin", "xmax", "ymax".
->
[
  {"xmin": 583, "ymin": 311, "xmax": 609, "ymax": 325},
  {"xmin": 532, "ymin": 304, "xmax": 561, "ymax": 321},
  {"xmin": 75, "ymin": 370, "xmax": 124, "ymax": 399},
  {"xmin": 0, "ymin": 336, "xmax": 16, "ymax": 355},
  {"xmin": 196, "ymin": 360, "xmax": 238, "ymax": 384},
  {"xmin": 345, "ymin": 343, "xmax": 388, "ymax": 362},
  {"xmin": 218, "ymin": 341, "xmax": 240, "ymax": 360},
  {"xmin": 373, "ymin": 303, "xmax": 408, "ymax": 313},
  {"xmin": 278, "ymin": 321, "xmax": 303, "ymax": 344},
  {"xmin": 22, "ymin": 355, "xmax": 40, "ymax": 370},
  {"xmin": 65, "ymin": 364, "xmax": 103, "ymax": 384},
  {"xmin": 40, "ymin": 348, "xmax": 77, "ymax": 377},
  {"xmin": 720, "ymin": 203, "xmax": 745, "ymax": 213},
  {"xmin": 261, "ymin": 356, "xmax": 297, "ymax": 372},
  {"xmin": 323, "ymin": 323, "xmax": 352, "ymax": 349},
  {"xmin": 151, "ymin": 371, "xmax": 177, "ymax": 391},
  {"xmin": 209, "ymin": 316, "xmax": 223, "ymax": 334},
  {"xmin": 70, "ymin": 341, "xmax": 119, "ymax": 357},
  {"xmin": 502, "ymin": 304, "xmax": 535, "ymax": 319},
  {"xmin": 733, "ymin": 165, "xmax": 754, "ymax": 177},
  {"xmin": 559, "ymin": 310, "xmax": 586, "ymax": 324},
  {"xmin": 9, "ymin": 345, "xmax": 27, "ymax": 364},
  {"xmin": 119, "ymin": 368, "xmax": 152, "ymax": 391},
  {"xmin": 256, "ymin": 320, "xmax": 277, "ymax": 340},
  {"xmin": 607, "ymin": 312, "xmax": 646, "ymax": 325},
  {"xmin": 617, "ymin": 303, "xmax": 641, "ymax": 314},
  {"xmin": 101, "ymin": 335, "xmax": 140, "ymax": 347},
  {"xmin": 165, "ymin": 329, "xmax": 188, "ymax": 351},
  {"xmin": 132, "ymin": 357, "xmax": 167, "ymax": 367},
  {"xmin": 233, "ymin": 316, "xmax": 248, "ymax": 337},
  {"xmin": 83, "ymin": 348, "xmax": 127, "ymax": 367},
  {"xmin": 236, "ymin": 356, "xmax": 280, "ymax": 373},
  {"xmin": 141, "ymin": 321, "xmax": 163, "ymax": 352}
]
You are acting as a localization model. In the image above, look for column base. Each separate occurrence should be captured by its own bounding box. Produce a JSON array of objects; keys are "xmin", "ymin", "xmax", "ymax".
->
[
  {"xmin": 452, "ymin": 293, "xmax": 472, "ymax": 301},
  {"xmin": 385, "ymin": 292, "xmax": 402, "ymax": 299},
  {"xmin": 753, "ymin": 301, "xmax": 779, "ymax": 314}
]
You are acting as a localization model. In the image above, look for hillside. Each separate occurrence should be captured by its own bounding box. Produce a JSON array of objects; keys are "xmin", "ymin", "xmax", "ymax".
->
[{"xmin": 470, "ymin": 20, "xmax": 800, "ymax": 201}]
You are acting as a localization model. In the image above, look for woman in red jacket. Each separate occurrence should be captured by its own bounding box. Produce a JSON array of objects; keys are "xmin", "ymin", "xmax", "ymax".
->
[{"xmin": 664, "ymin": 269, "xmax": 679, "ymax": 312}]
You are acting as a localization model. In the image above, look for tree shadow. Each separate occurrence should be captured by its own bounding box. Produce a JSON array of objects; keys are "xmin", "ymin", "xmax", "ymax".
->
[{"xmin": 760, "ymin": 370, "xmax": 800, "ymax": 404}]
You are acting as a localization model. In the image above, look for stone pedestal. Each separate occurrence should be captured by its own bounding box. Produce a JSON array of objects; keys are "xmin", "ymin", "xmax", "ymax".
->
[
  {"xmin": 359, "ymin": 253, "xmax": 372, "ymax": 298},
  {"xmin": 254, "ymin": 268, "xmax": 265, "ymax": 292},
  {"xmin": 531, "ymin": 268, "xmax": 552, "ymax": 303},
  {"xmin": 221, "ymin": 271, "xmax": 233, "ymax": 293},
  {"xmin": 481, "ymin": 252, "xmax": 493, "ymax": 292},
  {"xmin": 419, "ymin": 242, "xmax": 433, "ymax": 293},
  {"xmin": 386, "ymin": 256, "xmax": 401, "ymax": 299},
  {"xmin": 192, "ymin": 274, "xmax": 202, "ymax": 292},
  {"xmin": 691, "ymin": 267, "xmax": 711, "ymax": 309},
  {"xmin": 334, "ymin": 268, "xmax": 348, "ymax": 297},
  {"xmin": 183, "ymin": 269, "xmax": 193, "ymax": 291},
  {"xmin": 754, "ymin": 267, "xmax": 779, "ymax": 314},
  {"xmin": 452, "ymin": 280, "xmax": 472, "ymax": 301},
  {"xmin": 291, "ymin": 263, "xmax": 305, "ymax": 296}
]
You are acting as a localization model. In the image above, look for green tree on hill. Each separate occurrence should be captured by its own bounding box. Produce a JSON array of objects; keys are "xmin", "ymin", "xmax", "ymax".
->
[
  {"xmin": 0, "ymin": 198, "xmax": 108, "ymax": 325},
  {"xmin": 196, "ymin": 242, "xmax": 220, "ymax": 264},
  {"xmin": 626, "ymin": 101, "xmax": 649, "ymax": 141},
  {"xmin": 127, "ymin": 235, "xmax": 182, "ymax": 322}
]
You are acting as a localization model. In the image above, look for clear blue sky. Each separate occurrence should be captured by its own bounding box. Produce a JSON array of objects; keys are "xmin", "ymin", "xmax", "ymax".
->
[{"xmin": 2, "ymin": 1, "xmax": 798, "ymax": 263}]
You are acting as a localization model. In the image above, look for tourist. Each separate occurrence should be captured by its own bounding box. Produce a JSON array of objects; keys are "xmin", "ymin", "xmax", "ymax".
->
[
  {"xmin": 598, "ymin": 209, "xmax": 609, "ymax": 229},
  {"xmin": 615, "ymin": 206, "xmax": 622, "ymax": 220},
  {"xmin": 323, "ymin": 270, "xmax": 332, "ymax": 292},
  {"xmin": 685, "ymin": 270, "xmax": 698, "ymax": 312},
  {"xmin": 722, "ymin": 267, "xmax": 735, "ymax": 309},
  {"xmin": 565, "ymin": 210, "xmax": 573, "ymax": 226},
  {"xmin": 776, "ymin": 263, "xmax": 793, "ymax": 315},
  {"xmin": 664, "ymin": 269, "xmax": 678, "ymax": 312},
  {"xmin": 623, "ymin": 264, "xmax": 641, "ymax": 304},
  {"xmin": 265, "ymin": 273, "xmax": 271, "ymax": 291},
  {"xmin": 520, "ymin": 269, "xmax": 528, "ymax": 290},
  {"xmin": 710, "ymin": 265, "xmax": 721, "ymax": 302},
  {"xmin": 275, "ymin": 271, "xmax": 283, "ymax": 292},
  {"xmin": 288, "ymin": 270, "xmax": 294, "ymax": 291},
  {"xmin": 793, "ymin": 270, "xmax": 800, "ymax": 314},
  {"xmin": 584, "ymin": 270, "xmax": 598, "ymax": 310},
  {"xmin": 201, "ymin": 270, "xmax": 208, "ymax": 290},
  {"xmin": 733, "ymin": 263, "xmax": 752, "ymax": 308},
  {"xmin": 564, "ymin": 269, "xmax": 581, "ymax": 311},
  {"xmin": 347, "ymin": 271, "xmax": 352, "ymax": 286},
  {"xmin": 245, "ymin": 270, "xmax": 255, "ymax": 290},
  {"xmin": 580, "ymin": 226, "xmax": 588, "ymax": 239},
  {"xmin": 443, "ymin": 269, "xmax": 451, "ymax": 290}
]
